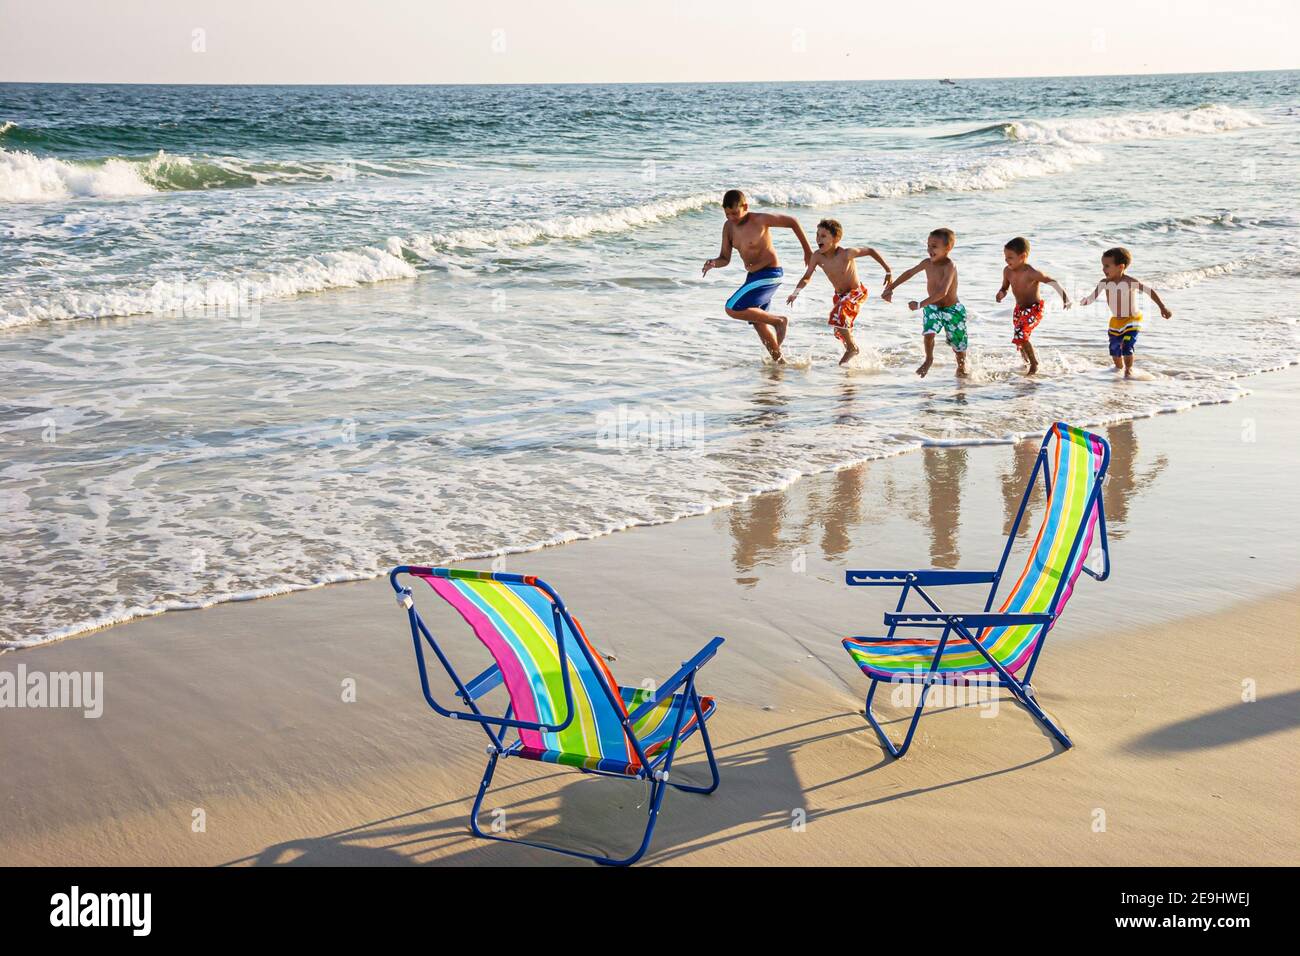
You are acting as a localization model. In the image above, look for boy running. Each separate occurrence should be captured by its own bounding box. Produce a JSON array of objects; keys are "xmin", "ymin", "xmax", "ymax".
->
[
  {"xmin": 882, "ymin": 227, "xmax": 967, "ymax": 378},
  {"xmin": 996, "ymin": 236, "xmax": 1071, "ymax": 375},
  {"xmin": 702, "ymin": 189, "xmax": 812, "ymax": 363},
  {"xmin": 1079, "ymin": 246, "xmax": 1173, "ymax": 377},
  {"xmin": 786, "ymin": 218, "xmax": 893, "ymax": 364}
]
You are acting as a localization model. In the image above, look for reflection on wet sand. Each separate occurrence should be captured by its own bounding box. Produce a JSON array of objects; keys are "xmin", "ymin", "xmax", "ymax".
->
[
  {"xmin": 723, "ymin": 420, "xmax": 1165, "ymax": 583},
  {"xmin": 727, "ymin": 462, "xmax": 870, "ymax": 586},
  {"xmin": 1101, "ymin": 420, "xmax": 1166, "ymax": 539},
  {"xmin": 1002, "ymin": 440, "xmax": 1042, "ymax": 540},
  {"xmin": 921, "ymin": 447, "xmax": 967, "ymax": 568}
]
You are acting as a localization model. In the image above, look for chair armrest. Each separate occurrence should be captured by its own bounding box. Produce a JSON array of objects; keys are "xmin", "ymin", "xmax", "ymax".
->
[
  {"xmin": 883, "ymin": 611, "xmax": 1054, "ymax": 629},
  {"xmin": 846, "ymin": 569, "xmax": 998, "ymax": 587},
  {"xmin": 456, "ymin": 663, "xmax": 503, "ymax": 702},
  {"xmin": 627, "ymin": 636, "xmax": 724, "ymax": 726}
]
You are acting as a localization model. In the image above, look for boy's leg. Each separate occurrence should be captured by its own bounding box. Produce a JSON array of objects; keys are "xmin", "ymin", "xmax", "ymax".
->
[
  {"xmin": 837, "ymin": 327, "xmax": 859, "ymax": 365},
  {"xmin": 1021, "ymin": 338, "xmax": 1038, "ymax": 374},
  {"xmin": 953, "ymin": 348, "xmax": 968, "ymax": 377},
  {"xmin": 752, "ymin": 322, "xmax": 784, "ymax": 362},
  {"xmin": 1123, "ymin": 353, "xmax": 1134, "ymax": 376},
  {"xmin": 916, "ymin": 333, "xmax": 935, "ymax": 377},
  {"xmin": 727, "ymin": 306, "xmax": 789, "ymax": 346}
]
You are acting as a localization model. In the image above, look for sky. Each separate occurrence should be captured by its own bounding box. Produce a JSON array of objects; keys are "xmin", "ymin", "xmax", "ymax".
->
[{"xmin": 1, "ymin": 0, "xmax": 1296, "ymax": 85}]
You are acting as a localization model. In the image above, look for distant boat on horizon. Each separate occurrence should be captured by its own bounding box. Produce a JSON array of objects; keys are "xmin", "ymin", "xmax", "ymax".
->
[{"xmin": 940, "ymin": 78, "xmax": 957, "ymax": 86}]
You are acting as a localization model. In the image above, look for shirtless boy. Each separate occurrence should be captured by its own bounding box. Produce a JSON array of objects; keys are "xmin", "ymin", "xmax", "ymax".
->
[
  {"xmin": 786, "ymin": 218, "xmax": 892, "ymax": 364},
  {"xmin": 996, "ymin": 236, "xmax": 1071, "ymax": 375},
  {"xmin": 1079, "ymin": 246, "xmax": 1173, "ymax": 377},
  {"xmin": 701, "ymin": 189, "xmax": 812, "ymax": 362},
  {"xmin": 882, "ymin": 227, "xmax": 967, "ymax": 378}
]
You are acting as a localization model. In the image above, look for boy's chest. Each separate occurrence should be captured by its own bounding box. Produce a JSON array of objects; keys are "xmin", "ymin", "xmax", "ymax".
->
[{"xmin": 732, "ymin": 223, "xmax": 769, "ymax": 249}]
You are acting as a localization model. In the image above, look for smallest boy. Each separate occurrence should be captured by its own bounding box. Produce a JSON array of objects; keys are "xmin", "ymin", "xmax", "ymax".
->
[
  {"xmin": 996, "ymin": 236, "xmax": 1071, "ymax": 375},
  {"xmin": 786, "ymin": 219, "xmax": 893, "ymax": 364},
  {"xmin": 882, "ymin": 227, "xmax": 967, "ymax": 377},
  {"xmin": 1079, "ymin": 246, "xmax": 1173, "ymax": 377}
]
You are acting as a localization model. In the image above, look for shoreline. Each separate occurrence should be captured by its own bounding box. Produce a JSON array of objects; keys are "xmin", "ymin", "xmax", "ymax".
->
[
  {"xmin": 5, "ymin": 362, "xmax": 1294, "ymax": 653},
  {"xmin": 1, "ymin": 366, "xmax": 1297, "ymax": 866}
]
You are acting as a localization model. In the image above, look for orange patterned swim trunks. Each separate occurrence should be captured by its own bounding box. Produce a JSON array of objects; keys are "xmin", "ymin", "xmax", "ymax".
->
[
  {"xmin": 829, "ymin": 283, "xmax": 868, "ymax": 343},
  {"xmin": 1012, "ymin": 299, "xmax": 1044, "ymax": 344}
]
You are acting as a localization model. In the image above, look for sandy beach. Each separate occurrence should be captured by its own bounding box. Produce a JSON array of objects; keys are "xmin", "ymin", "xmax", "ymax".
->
[{"xmin": 2, "ymin": 368, "xmax": 1297, "ymax": 867}]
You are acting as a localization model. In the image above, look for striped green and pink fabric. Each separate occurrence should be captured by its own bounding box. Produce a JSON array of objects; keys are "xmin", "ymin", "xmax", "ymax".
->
[
  {"xmin": 844, "ymin": 423, "xmax": 1106, "ymax": 679},
  {"xmin": 416, "ymin": 570, "xmax": 713, "ymax": 776}
]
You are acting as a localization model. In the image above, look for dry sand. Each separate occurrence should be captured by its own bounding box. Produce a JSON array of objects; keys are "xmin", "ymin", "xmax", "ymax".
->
[{"xmin": 2, "ymin": 371, "xmax": 1297, "ymax": 866}]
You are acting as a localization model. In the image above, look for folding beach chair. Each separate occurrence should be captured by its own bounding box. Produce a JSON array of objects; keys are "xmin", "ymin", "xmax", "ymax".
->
[
  {"xmin": 390, "ymin": 566, "xmax": 723, "ymax": 865},
  {"xmin": 842, "ymin": 422, "xmax": 1111, "ymax": 757}
]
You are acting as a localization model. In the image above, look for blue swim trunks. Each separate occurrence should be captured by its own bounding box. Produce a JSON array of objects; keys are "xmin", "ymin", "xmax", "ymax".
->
[{"xmin": 726, "ymin": 266, "xmax": 783, "ymax": 312}]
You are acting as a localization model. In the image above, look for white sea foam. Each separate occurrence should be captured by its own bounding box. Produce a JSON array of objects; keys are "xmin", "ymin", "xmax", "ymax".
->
[
  {"xmin": 0, "ymin": 246, "xmax": 417, "ymax": 326},
  {"xmin": 1005, "ymin": 104, "xmax": 1264, "ymax": 145},
  {"xmin": 0, "ymin": 148, "xmax": 158, "ymax": 201}
]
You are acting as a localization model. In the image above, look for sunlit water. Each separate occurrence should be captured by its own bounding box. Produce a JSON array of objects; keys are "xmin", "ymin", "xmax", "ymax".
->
[{"xmin": 2, "ymin": 73, "xmax": 1298, "ymax": 646}]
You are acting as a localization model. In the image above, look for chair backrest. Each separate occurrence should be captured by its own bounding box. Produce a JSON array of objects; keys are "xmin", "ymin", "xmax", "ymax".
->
[
  {"xmin": 414, "ymin": 569, "xmax": 638, "ymax": 767},
  {"xmin": 980, "ymin": 423, "xmax": 1109, "ymax": 672}
]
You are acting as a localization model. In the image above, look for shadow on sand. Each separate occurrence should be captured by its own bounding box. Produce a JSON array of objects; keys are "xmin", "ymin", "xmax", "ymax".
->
[{"xmin": 227, "ymin": 702, "xmax": 1065, "ymax": 866}]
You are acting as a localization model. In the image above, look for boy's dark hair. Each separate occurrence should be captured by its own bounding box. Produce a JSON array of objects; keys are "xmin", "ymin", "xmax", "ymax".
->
[
  {"xmin": 1004, "ymin": 236, "xmax": 1030, "ymax": 256},
  {"xmin": 930, "ymin": 227, "xmax": 956, "ymax": 247},
  {"xmin": 818, "ymin": 218, "xmax": 843, "ymax": 239},
  {"xmin": 722, "ymin": 189, "xmax": 747, "ymax": 210},
  {"xmin": 1103, "ymin": 246, "xmax": 1133, "ymax": 267}
]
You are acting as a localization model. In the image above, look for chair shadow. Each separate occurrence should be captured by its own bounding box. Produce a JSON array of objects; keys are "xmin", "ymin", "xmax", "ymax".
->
[
  {"xmin": 1125, "ymin": 690, "xmax": 1300, "ymax": 753},
  {"xmin": 227, "ymin": 701, "xmax": 1062, "ymax": 866}
]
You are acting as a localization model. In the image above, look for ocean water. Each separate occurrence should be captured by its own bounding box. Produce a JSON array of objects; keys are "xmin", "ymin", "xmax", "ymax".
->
[{"xmin": 2, "ymin": 73, "xmax": 1298, "ymax": 647}]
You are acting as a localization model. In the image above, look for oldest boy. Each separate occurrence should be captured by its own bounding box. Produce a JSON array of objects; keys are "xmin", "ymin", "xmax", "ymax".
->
[{"xmin": 702, "ymin": 189, "xmax": 812, "ymax": 363}]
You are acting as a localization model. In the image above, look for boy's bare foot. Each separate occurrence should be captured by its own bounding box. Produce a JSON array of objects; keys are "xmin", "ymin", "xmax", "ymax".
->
[
  {"xmin": 915, "ymin": 358, "xmax": 933, "ymax": 378},
  {"xmin": 1026, "ymin": 362, "xmax": 1038, "ymax": 375},
  {"xmin": 839, "ymin": 345, "xmax": 859, "ymax": 366},
  {"xmin": 774, "ymin": 315, "xmax": 789, "ymax": 346},
  {"xmin": 955, "ymin": 365, "xmax": 969, "ymax": 378}
]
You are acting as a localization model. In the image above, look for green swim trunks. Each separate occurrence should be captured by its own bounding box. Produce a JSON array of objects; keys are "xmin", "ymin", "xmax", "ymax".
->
[{"xmin": 922, "ymin": 302, "xmax": 968, "ymax": 353}]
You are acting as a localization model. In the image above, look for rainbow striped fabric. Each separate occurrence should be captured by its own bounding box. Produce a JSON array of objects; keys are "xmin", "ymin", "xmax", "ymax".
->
[
  {"xmin": 844, "ymin": 423, "xmax": 1106, "ymax": 679},
  {"xmin": 417, "ymin": 570, "xmax": 714, "ymax": 777}
]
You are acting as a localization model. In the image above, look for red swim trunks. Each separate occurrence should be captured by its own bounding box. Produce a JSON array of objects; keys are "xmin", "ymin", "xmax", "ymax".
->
[
  {"xmin": 829, "ymin": 283, "xmax": 868, "ymax": 343},
  {"xmin": 1012, "ymin": 299, "xmax": 1044, "ymax": 344}
]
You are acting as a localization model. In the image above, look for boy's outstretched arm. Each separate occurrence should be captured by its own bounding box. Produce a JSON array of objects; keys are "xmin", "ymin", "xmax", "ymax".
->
[
  {"xmin": 702, "ymin": 224, "xmax": 732, "ymax": 276},
  {"xmin": 766, "ymin": 213, "xmax": 814, "ymax": 265},
  {"xmin": 1136, "ymin": 279, "xmax": 1173, "ymax": 319},
  {"xmin": 1079, "ymin": 280, "xmax": 1104, "ymax": 307},
  {"xmin": 786, "ymin": 255, "xmax": 820, "ymax": 306},
  {"xmin": 850, "ymin": 247, "xmax": 893, "ymax": 284},
  {"xmin": 995, "ymin": 265, "xmax": 1011, "ymax": 303},
  {"xmin": 1040, "ymin": 270, "xmax": 1071, "ymax": 309},
  {"xmin": 882, "ymin": 259, "xmax": 926, "ymax": 302}
]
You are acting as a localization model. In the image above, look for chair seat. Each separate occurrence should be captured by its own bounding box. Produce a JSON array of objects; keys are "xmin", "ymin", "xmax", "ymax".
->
[
  {"xmin": 843, "ymin": 635, "xmax": 1030, "ymax": 681},
  {"xmin": 513, "ymin": 688, "xmax": 716, "ymax": 778}
]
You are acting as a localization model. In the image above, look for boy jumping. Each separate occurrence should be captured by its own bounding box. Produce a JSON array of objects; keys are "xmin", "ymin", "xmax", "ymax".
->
[
  {"xmin": 702, "ymin": 189, "xmax": 812, "ymax": 363},
  {"xmin": 1079, "ymin": 246, "xmax": 1173, "ymax": 377},
  {"xmin": 996, "ymin": 236, "xmax": 1071, "ymax": 375},
  {"xmin": 786, "ymin": 218, "xmax": 893, "ymax": 364},
  {"xmin": 882, "ymin": 227, "xmax": 967, "ymax": 378}
]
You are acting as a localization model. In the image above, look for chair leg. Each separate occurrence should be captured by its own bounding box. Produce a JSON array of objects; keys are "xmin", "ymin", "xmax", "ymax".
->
[
  {"xmin": 864, "ymin": 678, "xmax": 931, "ymax": 759},
  {"xmin": 467, "ymin": 753, "xmax": 671, "ymax": 866},
  {"xmin": 1007, "ymin": 680, "xmax": 1073, "ymax": 749},
  {"xmin": 667, "ymin": 691, "xmax": 721, "ymax": 795}
]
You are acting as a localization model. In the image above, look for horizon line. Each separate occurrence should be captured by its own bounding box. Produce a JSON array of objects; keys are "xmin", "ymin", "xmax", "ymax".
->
[{"xmin": 1, "ymin": 66, "xmax": 1296, "ymax": 88}]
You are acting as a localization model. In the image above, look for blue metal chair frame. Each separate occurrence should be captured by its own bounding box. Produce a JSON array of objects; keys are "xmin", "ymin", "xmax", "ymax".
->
[
  {"xmin": 846, "ymin": 424, "xmax": 1111, "ymax": 758},
  {"xmin": 389, "ymin": 566, "xmax": 723, "ymax": 866}
]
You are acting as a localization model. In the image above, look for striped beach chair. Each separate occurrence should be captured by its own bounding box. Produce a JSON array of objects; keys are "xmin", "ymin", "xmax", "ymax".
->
[
  {"xmin": 389, "ymin": 567, "xmax": 723, "ymax": 865},
  {"xmin": 842, "ymin": 422, "xmax": 1111, "ymax": 757}
]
